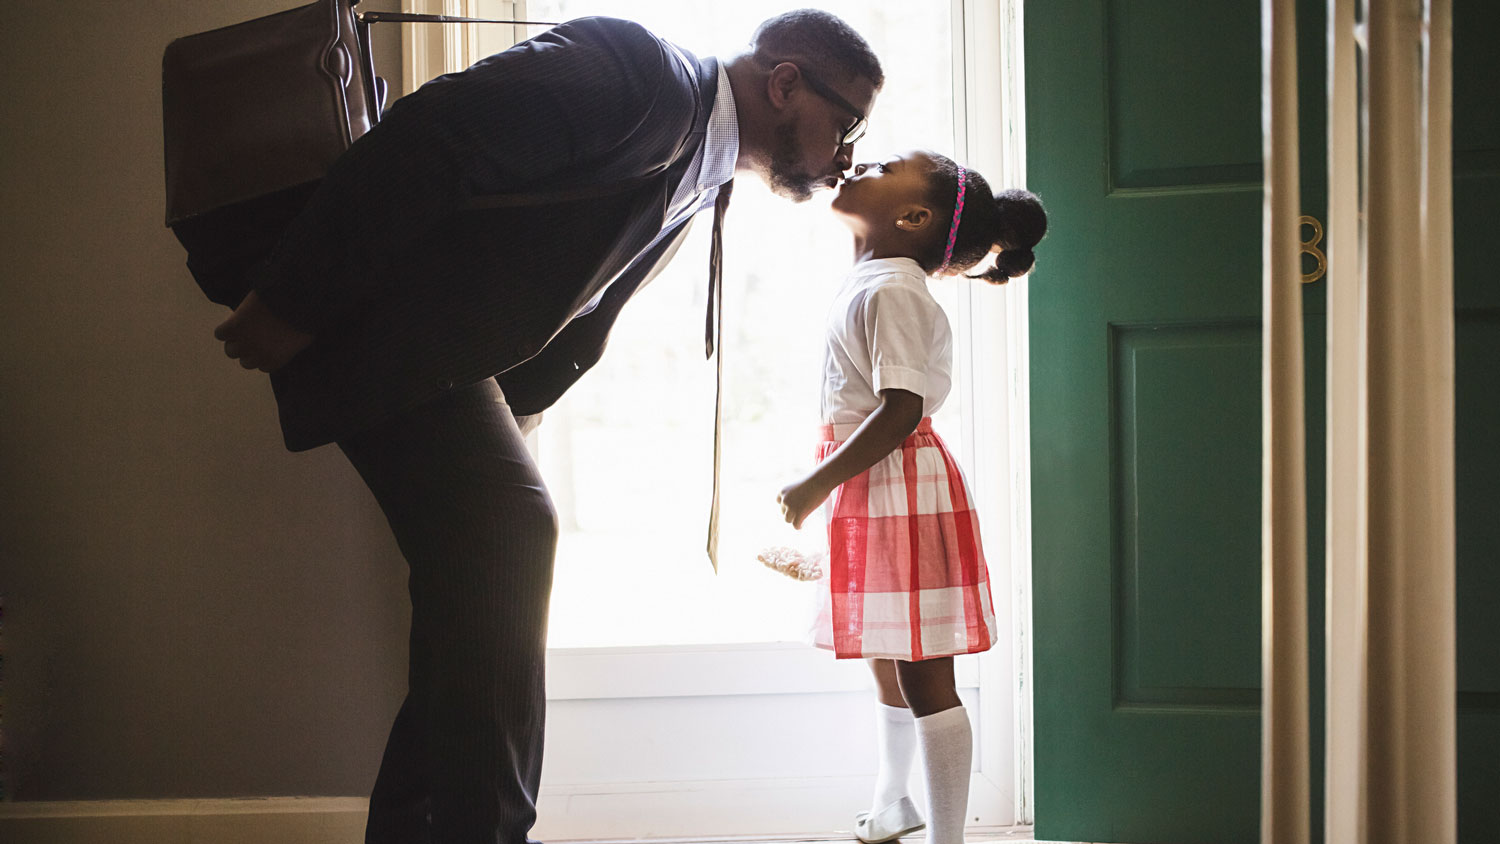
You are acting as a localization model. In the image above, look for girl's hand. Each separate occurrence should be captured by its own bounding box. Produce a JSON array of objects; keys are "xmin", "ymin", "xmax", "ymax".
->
[{"xmin": 777, "ymin": 478, "xmax": 830, "ymax": 530}]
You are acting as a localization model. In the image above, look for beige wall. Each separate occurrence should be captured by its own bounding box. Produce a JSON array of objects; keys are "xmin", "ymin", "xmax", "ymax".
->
[{"xmin": 0, "ymin": 1, "xmax": 413, "ymax": 800}]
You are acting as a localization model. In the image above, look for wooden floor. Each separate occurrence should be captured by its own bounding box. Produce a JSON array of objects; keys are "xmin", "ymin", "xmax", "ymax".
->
[{"xmin": 0, "ymin": 801, "xmax": 1063, "ymax": 844}]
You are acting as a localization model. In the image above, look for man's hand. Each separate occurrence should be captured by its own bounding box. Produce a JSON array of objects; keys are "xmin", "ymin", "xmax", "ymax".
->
[
  {"xmin": 777, "ymin": 476, "xmax": 830, "ymax": 530},
  {"xmin": 213, "ymin": 291, "xmax": 314, "ymax": 373}
]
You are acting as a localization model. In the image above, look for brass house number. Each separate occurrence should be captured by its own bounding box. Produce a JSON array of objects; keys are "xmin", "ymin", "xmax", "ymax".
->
[{"xmin": 1300, "ymin": 215, "xmax": 1326, "ymax": 284}]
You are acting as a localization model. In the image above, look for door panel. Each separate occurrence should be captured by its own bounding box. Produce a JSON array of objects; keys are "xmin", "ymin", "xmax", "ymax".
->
[
  {"xmin": 1106, "ymin": 0, "xmax": 1262, "ymax": 191},
  {"xmin": 1113, "ymin": 322, "xmax": 1262, "ymax": 708}
]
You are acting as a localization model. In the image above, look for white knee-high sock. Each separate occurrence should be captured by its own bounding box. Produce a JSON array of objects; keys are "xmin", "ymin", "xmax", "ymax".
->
[
  {"xmin": 871, "ymin": 702, "xmax": 917, "ymax": 811},
  {"xmin": 915, "ymin": 705, "xmax": 973, "ymax": 844}
]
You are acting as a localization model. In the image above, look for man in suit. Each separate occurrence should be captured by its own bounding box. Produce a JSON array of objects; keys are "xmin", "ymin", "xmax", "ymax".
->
[{"xmin": 212, "ymin": 9, "xmax": 883, "ymax": 843}]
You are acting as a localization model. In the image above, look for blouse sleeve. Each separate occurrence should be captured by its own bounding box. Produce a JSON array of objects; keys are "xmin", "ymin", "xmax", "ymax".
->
[{"xmin": 860, "ymin": 281, "xmax": 943, "ymax": 398}]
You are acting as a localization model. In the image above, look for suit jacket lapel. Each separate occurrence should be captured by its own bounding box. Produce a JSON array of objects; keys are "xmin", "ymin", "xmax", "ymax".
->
[{"xmin": 579, "ymin": 54, "xmax": 718, "ymax": 304}]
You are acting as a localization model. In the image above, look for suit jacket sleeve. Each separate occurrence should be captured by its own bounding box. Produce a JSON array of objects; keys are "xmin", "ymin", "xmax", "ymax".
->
[{"xmin": 250, "ymin": 17, "xmax": 681, "ymax": 333}]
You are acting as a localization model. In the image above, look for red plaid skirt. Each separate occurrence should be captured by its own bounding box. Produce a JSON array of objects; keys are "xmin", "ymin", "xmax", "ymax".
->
[{"xmin": 811, "ymin": 418, "xmax": 998, "ymax": 660}]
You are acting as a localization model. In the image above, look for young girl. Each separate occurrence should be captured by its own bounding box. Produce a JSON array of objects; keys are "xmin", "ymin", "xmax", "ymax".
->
[{"xmin": 778, "ymin": 150, "xmax": 1046, "ymax": 844}]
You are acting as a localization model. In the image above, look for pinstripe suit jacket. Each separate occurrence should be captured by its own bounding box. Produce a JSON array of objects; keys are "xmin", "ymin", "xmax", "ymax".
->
[{"xmin": 251, "ymin": 17, "xmax": 720, "ymax": 451}]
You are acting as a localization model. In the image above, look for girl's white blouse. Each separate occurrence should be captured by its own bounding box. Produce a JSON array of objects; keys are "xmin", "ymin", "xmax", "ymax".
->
[{"xmin": 820, "ymin": 256, "xmax": 953, "ymax": 424}]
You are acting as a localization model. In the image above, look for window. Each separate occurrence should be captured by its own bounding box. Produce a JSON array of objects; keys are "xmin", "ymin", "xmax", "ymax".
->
[{"xmin": 514, "ymin": 0, "xmax": 966, "ymax": 649}]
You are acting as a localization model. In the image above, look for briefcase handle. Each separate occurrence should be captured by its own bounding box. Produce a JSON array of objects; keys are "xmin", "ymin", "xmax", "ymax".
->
[
  {"xmin": 349, "ymin": 4, "xmax": 656, "ymax": 211},
  {"xmin": 358, "ymin": 11, "xmax": 560, "ymax": 26}
]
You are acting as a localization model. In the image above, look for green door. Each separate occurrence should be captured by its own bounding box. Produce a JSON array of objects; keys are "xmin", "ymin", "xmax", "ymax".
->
[
  {"xmin": 1026, "ymin": 2, "xmax": 1285, "ymax": 840},
  {"xmin": 1027, "ymin": 0, "xmax": 1498, "ymax": 842},
  {"xmin": 1453, "ymin": 5, "xmax": 1500, "ymax": 841}
]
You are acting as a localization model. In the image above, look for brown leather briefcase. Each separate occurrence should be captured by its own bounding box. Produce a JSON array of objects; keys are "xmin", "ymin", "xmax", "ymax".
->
[
  {"xmin": 162, "ymin": 0, "xmax": 385, "ymax": 307},
  {"xmin": 161, "ymin": 1, "xmax": 632, "ymax": 309}
]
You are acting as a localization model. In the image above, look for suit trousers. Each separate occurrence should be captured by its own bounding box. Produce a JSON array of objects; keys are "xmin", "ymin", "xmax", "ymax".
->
[{"xmin": 339, "ymin": 378, "xmax": 558, "ymax": 844}]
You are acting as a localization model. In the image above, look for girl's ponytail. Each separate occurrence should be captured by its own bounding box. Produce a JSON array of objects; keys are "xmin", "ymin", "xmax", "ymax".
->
[{"xmin": 983, "ymin": 246, "xmax": 1037, "ymax": 283}]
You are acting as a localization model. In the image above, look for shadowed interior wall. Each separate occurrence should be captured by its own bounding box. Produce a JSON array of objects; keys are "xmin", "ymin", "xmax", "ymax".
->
[{"xmin": 0, "ymin": 0, "xmax": 413, "ymax": 800}]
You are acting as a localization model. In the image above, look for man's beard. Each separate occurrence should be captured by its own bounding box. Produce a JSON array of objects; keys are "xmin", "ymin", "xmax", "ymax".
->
[{"xmin": 767, "ymin": 120, "xmax": 825, "ymax": 203}]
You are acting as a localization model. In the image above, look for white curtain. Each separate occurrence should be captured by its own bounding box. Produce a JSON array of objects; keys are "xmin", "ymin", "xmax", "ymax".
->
[
  {"xmin": 1262, "ymin": 1, "xmax": 1456, "ymax": 843},
  {"xmin": 1359, "ymin": 0, "xmax": 1457, "ymax": 841},
  {"xmin": 1261, "ymin": 1, "xmax": 1311, "ymax": 843}
]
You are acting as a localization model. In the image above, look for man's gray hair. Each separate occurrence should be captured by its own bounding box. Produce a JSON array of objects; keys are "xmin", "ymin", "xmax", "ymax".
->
[{"xmin": 750, "ymin": 9, "xmax": 884, "ymax": 89}]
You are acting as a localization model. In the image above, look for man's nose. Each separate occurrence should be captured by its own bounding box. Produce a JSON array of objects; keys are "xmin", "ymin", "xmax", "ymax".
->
[{"xmin": 835, "ymin": 143, "xmax": 855, "ymax": 172}]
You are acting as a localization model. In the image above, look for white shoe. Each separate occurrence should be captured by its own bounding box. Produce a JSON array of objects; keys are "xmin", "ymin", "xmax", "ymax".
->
[{"xmin": 854, "ymin": 796, "xmax": 926, "ymax": 844}]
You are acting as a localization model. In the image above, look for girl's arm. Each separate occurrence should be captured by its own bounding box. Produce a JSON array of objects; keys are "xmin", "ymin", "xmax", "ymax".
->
[{"xmin": 778, "ymin": 388, "xmax": 925, "ymax": 529}]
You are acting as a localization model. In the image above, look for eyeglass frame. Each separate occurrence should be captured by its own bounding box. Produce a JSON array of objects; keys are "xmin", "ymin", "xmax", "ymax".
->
[{"xmin": 758, "ymin": 57, "xmax": 870, "ymax": 147}]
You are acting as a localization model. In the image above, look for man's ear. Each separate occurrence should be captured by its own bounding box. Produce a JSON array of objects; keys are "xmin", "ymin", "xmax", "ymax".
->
[
  {"xmin": 765, "ymin": 62, "xmax": 801, "ymax": 110},
  {"xmin": 894, "ymin": 206, "xmax": 934, "ymax": 232}
]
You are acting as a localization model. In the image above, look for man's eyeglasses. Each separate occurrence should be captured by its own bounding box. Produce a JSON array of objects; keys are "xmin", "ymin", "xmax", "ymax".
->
[{"xmin": 771, "ymin": 60, "xmax": 869, "ymax": 147}]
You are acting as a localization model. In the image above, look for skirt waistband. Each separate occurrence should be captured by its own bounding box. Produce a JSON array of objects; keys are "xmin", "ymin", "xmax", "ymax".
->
[{"xmin": 820, "ymin": 417, "xmax": 934, "ymax": 443}]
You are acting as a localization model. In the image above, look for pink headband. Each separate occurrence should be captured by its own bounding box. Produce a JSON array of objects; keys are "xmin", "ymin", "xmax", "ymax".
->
[{"xmin": 937, "ymin": 165, "xmax": 967, "ymax": 274}]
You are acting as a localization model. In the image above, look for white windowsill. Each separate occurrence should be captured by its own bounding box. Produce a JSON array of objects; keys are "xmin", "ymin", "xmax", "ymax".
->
[{"xmin": 546, "ymin": 641, "xmax": 982, "ymax": 700}]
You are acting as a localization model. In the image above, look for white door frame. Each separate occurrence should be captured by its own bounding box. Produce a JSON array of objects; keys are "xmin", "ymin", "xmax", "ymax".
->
[{"xmin": 409, "ymin": 0, "xmax": 1037, "ymax": 837}]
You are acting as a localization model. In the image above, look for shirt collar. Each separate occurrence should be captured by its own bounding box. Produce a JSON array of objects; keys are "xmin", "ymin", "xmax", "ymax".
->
[
  {"xmin": 698, "ymin": 61, "xmax": 739, "ymax": 192},
  {"xmin": 851, "ymin": 256, "xmax": 928, "ymax": 280}
]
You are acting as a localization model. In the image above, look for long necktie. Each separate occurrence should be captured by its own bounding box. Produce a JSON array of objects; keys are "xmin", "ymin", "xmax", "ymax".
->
[{"xmin": 705, "ymin": 179, "xmax": 734, "ymax": 571}]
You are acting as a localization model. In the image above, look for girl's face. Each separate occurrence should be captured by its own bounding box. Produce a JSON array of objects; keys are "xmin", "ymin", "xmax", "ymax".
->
[{"xmin": 830, "ymin": 150, "xmax": 938, "ymax": 231}]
